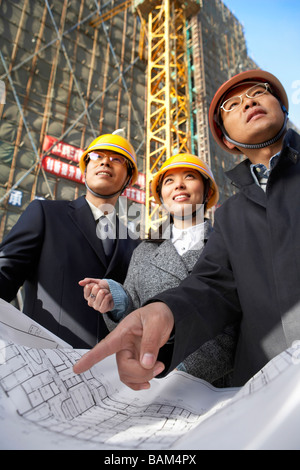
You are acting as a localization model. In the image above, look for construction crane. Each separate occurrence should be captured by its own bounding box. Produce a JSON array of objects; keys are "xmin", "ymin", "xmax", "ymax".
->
[
  {"xmin": 91, "ymin": 0, "xmax": 204, "ymax": 235},
  {"xmin": 135, "ymin": 0, "xmax": 202, "ymax": 234}
]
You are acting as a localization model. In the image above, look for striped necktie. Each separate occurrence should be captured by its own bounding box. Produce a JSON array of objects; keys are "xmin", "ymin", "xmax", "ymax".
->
[
  {"xmin": 254, "ymin": 165, "xmax": 270, "ymax": 192},
  {"xmin": 96, "ymin": 216, "xmax": 115, "ymax": 259}
]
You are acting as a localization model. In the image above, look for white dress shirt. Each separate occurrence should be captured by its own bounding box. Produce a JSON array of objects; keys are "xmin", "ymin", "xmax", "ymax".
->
[{"xmin": 171, "ymin": 222, "xmax": 205, "ymax": 256}]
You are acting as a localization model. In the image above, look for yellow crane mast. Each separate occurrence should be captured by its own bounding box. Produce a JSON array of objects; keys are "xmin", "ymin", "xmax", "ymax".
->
[
  {"xmin": 91, "ymin": 0, "xmax": 201, "ymax": 235},
  {"xmin": 138, "ymin": 0, "xmax": 199, "ymax": 234},
  {"xmin": 136, "ymin": 0, "xmax": 201, "ymax": 234}
]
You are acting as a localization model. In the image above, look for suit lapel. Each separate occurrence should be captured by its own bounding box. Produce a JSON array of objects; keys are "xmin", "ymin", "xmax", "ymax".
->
[
  {"xmin": 106, "ymin": 219, "xmax": 132, "ymax": 272},
  {"xmin": 226, "ymin": 160, "xmax": 267, "ymax": 208},
  {"xmin": 181, "ymin": 249, "xmax": 202, "ymax": 274},
  {"xmin": 68, "ymin": 197, "xmax": 107, "ymax": 267},
  {"xmin": 149, "ymin": 240, "xmax": 189, "ymax": 281}
]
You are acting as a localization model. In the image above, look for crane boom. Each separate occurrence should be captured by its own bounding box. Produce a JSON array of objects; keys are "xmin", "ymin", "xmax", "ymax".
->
[
  {"xmin": 135, "ymin": 0, "xmax": 201, "ymax": 234},
  {"xmin": 90, "ymin": 0, "xmax": 133, "ymax": 28}
]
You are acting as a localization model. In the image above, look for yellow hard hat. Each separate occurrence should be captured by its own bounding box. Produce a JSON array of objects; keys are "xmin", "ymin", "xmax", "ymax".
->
[
  {"xmin": 209, "ymin": 69, "xmax": 289, "ymax": 154},
  {"xmin": 79, "ymin": 133, "xmax": 138, "ymax": 185},
  {"xmin": 151, "ymin": 153, "xmax": 219, "ymax": 210}
]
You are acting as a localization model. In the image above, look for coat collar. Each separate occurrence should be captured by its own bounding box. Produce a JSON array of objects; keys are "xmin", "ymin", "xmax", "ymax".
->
[
  {"xmin": 226, "ymin": 129, "xmax": 300, "ymax": 188},
  {"xmin": 225, "ymin": 129, "xmax": 300, "ymax": 207},
  {"xmin": 148, "ymin": 220, "xmax": 212, "ymax": 280},
  {"xmin": 149, "ymin": 239, "xmax": 201, "ymax": 280}
]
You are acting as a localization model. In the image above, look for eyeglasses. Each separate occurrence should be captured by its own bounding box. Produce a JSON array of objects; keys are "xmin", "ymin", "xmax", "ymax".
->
[
  {"xmin": 220, "ymin": 82, "xmax": 271, "ymax": 113},
  {"xmin": 86, "ymin": 151, "xmax": 127, "ymax": 166}
]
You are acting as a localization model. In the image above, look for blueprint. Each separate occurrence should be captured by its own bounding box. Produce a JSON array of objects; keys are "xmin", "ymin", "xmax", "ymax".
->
[
  {"xmin": 0, "ymin": 299, "xmax": 300, "ymax": 450},
  {"xmin": 0, "ymin": 299, "xmax": 238, "ymax": 450},
  {"xmin": 0, "ymin": 298, "xmax": 70, "ymax": 349}
]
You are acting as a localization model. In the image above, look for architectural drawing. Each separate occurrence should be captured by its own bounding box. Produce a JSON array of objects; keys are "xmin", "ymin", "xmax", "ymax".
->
[
  {"xmin": 0, "ymin": 338, "xmax": 235, "ymax": 450},
  {"xmin": 0, "ymin": 299, "xmax": 300, "ymax": 450}
]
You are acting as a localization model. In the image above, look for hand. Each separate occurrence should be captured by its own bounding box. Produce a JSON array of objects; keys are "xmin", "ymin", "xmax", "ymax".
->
[
  {"xmin": 73, "ymin": 302, "xmax": 174, "ymax": 391},
  {"xmin": 79, "ymin": 278, "xmax": 114, "ymax": 313}
]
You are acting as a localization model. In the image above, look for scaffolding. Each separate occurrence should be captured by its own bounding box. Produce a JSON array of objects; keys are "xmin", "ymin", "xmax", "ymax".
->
[
  {"xmin": 0, "ymin": 0, "xmax": 262, "ymax": 242},
  {"xmin": 0, "ymin": 0, "xmax": 148, "ymax": 240}
]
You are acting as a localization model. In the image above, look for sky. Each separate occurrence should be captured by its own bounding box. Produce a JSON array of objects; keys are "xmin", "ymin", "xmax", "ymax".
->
[{"xmin": 223, "ymin": 0, "xmax": 300, "ymax": 130}]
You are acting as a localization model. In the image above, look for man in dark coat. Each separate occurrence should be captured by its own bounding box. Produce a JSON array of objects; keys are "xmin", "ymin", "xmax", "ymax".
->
[
  {"xmin": 74, "ymin": 70, "xmax": 300, "ymax": 389},
  {"xmin": 0, "ymin": 132, "xmax": 140, "ymax": 348}
]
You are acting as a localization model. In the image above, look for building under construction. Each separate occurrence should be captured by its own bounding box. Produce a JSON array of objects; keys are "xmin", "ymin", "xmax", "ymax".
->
[{"xmin": 0, "ymin": 0, "xmax": 269, "ymax": 241}]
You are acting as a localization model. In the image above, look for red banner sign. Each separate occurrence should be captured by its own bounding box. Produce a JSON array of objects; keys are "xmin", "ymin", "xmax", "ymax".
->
[
  {"xmin": 42, "ymin": 156, "xmax": 84, "ymax": 184},
  {"xmin": 123, "ymin": 187, "xmax": 146, "ymax": 204},
  {"xmin": 42, "ymin": 136, "xmax": 83, "ymax": 163},
  {"xmin": 135, "ymin": 172, "xmax": 146, "ymax": 189}
]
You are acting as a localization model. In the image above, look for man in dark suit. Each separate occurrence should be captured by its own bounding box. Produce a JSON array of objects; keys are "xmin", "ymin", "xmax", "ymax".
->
[{"xmin": 0, "ymin": 132, "xmax": 140, "ymax": 348}]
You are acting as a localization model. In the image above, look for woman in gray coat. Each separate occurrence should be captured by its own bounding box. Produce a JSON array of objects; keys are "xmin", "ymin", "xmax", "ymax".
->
[{"xmin": 80, "ymin": 153, "xmax": 237, "ymax": 386}]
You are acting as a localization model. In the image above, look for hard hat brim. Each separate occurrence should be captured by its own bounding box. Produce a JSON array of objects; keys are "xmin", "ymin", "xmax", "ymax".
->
[{"xmin": 79, "ymin": 135, "xmax": 138, "ymax": 185}]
